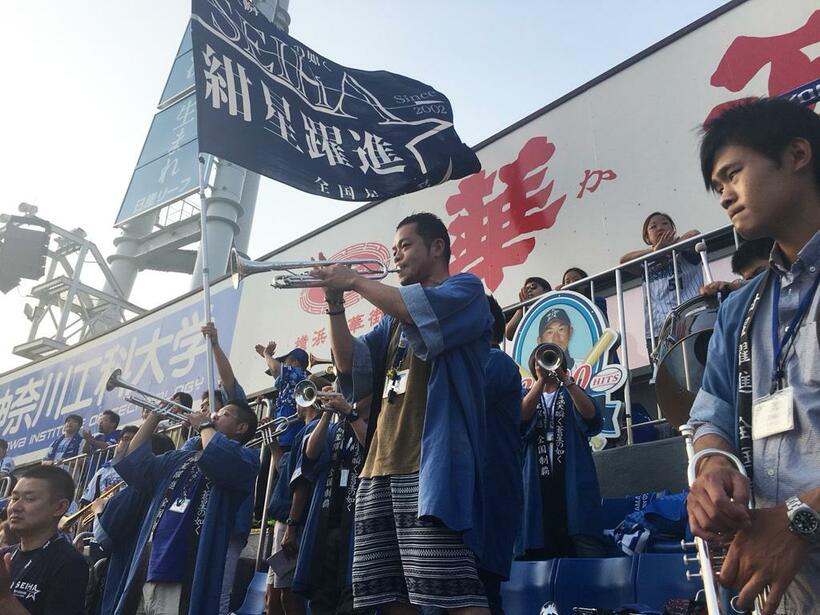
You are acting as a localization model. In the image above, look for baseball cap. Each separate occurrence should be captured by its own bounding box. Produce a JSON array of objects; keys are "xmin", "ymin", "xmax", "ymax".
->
[
  {"xmin": 275, "ymin": 347, "xmax": 309, "ymax": 369},
  {"xmin": 538, "ymin": 308, "xmax": 571, "ymax": 337}
]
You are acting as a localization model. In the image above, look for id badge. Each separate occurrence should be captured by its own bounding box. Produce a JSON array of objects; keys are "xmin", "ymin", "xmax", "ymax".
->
[
  {"xmin": 752, "ymin": 386, "xmax": 794, "ymax": 440},
  {"xmin": 169, "ymin": 497, "xmax": 191, "ymax": 513},
  {"xmin": 339, "ymin": 468, "xmax": 350, "ymax": 488},
  {"xmin": 382, "ymin": 369, "xmax": 409, "ymax": 399}
]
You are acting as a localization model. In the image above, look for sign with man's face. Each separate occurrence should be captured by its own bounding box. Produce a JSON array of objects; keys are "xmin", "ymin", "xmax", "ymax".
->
[{"xmin": 511, "ymin": 290, "xmax": 628, "ymax": 440}]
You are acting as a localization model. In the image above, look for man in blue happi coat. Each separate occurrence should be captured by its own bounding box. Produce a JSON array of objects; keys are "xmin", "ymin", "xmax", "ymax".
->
[
  {"xmin": 291, "ymin": 385, "xmax": 370, "ymax": 615},
  {"xmin": 688, "ymin": 98, "xmax": 820, "ymax": 615},
  {"xmin": 310, "ymin": 212, "xmax": 493, "ymax": 614},
  {"xmin": 518, "ymin": 339, "xmax": 606, "ymax": 559},
  {"xmin": 99, "ymin": 398, "xmax": 259, "ymax": 615}
]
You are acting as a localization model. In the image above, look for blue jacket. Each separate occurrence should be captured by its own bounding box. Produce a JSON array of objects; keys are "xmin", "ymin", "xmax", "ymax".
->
[
  {"xmin": 337, "ymin": 273, "xmax": 492, "ymax": 559},
  {"xmin": 101, "ymin": 434, "xmax": 259, "ymax": 615},
  {"xmin": 689, "ymin": 274, "xmax": 766, "ymax": 449},
  {"xmin": 471, "ymin": 348, "xmax": 523, "ymax": 579},
  {"xmin": 517, "ymin": 388, "xmax": 604, "ymax": 554}
]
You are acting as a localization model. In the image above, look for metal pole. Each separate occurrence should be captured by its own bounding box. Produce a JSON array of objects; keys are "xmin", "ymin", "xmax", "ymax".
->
[
  {"xmin": 615, "ymin": 268, "xmax": 633, "ymax": 445},
  {"xmin": 643, "ymin": 260, "xmax": 656, "ymax": 353},
  {"xmin": 198, "ymin": 156, "xmax": 216, "ymax": 414},
  {"xmin": 671, "ymin": 249, "xmax": 682, "ymax": 306}
]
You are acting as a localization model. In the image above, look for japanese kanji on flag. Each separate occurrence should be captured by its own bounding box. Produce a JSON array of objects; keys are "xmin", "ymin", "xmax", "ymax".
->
[{"xmin": 190, "ymin": 0, "xmax": 481, "ymax": 202}]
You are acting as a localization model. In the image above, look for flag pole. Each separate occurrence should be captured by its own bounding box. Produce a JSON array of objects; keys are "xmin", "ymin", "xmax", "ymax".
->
[{"xmin": 198, "ymin": 154, "xmax": 216, "ymax": 415}]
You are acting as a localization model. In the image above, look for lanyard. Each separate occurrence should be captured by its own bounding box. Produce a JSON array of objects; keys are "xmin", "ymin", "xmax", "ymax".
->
[{"xmin": 770, "ymin": 271, "xmax": 820, "ymax": 390}]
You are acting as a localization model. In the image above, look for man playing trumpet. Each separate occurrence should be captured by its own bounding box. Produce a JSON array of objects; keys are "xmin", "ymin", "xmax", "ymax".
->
[{"xmin": 310, "ymin": 212, "xmax": 493, "ymax": 614}]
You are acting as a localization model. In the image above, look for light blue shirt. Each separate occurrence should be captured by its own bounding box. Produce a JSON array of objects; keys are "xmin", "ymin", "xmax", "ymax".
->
[{"xmin": 690, "ymin": 231, "xmax": 819, "ymax": 507}]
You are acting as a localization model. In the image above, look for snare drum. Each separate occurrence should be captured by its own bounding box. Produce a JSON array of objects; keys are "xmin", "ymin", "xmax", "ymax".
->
[{"xmin": 653, "ymin": 295, "xmax": 719, "ymax": 428}]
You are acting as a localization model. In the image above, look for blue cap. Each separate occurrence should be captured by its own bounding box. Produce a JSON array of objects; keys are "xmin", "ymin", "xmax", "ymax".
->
[{"xmin": 276, "ymin": 347, "xmax": 309, "ymax": 368}]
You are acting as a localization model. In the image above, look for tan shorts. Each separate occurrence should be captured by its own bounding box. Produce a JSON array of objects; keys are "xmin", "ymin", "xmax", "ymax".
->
[{"xmin": 266, "ymin": 520, "xmax": 298, "ymax": 588}]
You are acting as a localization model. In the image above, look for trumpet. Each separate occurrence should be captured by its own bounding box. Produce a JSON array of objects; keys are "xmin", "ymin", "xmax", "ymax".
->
[
  {"xmin": 230, "ymin": 248, "xmax": 399, "ymax": 289},
  {"xmin": 533, "ymin": 343, "xmax": 567, "ymax": 373},
  {"xmin": 679, "ymin": 425, "xmax": 766, "ymax": 615},
  {"xmin": 245, "ymin": 413, "xmax": 303, "ymax": 448},
  {"xmin": 106, "ymin": 369, "xmax": 192, "ymax": 423},
  {"xmin": 59, "ymin": 481, "xmax": 125, "ymax": 532},
  {"xmin": 294, "ymin": 379, "xmax": 345, "ymax": 409}
]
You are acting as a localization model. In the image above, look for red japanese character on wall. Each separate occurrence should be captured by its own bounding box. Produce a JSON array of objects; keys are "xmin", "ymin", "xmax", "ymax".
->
[
  {"xmin": 706, "ymin": 10, "xmax": 820, "ymax": 123},
  {"xmin": 299, "ymin": 242, "xmax": 391, "ymax": 314},
  {"xmin": 445, "ymin": 136, "xmax": 567, "ymax": 292},
  {"xmin": 577, "ymin": 169, "xmax": 617, "ymax": 199}
]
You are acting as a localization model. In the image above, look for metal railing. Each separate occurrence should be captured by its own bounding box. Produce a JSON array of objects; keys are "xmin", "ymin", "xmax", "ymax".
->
[{"xmin": 502, "ymin": 223, "xmax": 739, "ymax": 445}]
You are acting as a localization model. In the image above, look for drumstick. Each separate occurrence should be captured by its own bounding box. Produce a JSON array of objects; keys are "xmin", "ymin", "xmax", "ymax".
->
[{"xmin": 581, "ymin": 329, "xmax": 619, "ymax": 367}]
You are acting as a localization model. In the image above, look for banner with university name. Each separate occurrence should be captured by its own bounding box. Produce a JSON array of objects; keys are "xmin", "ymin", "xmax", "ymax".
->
[
  {"xmin": 190, "ymin": 0, "xmax": 481, "ymax": 202},
  {"xmin": 0, "ymin": 286, "xmax": 239, "ymax": 464}
]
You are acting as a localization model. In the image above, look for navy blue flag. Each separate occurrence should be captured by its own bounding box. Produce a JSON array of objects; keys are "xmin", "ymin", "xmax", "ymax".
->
[{"xmin": 190, "ymin": 0, "xmax": 481, "ymax": 202}]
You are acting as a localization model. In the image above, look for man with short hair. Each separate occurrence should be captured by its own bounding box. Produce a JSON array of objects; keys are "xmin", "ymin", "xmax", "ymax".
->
[
  {"xmin": 0, "ymin": 465, "xmax": 89, "ymax": 615},
  {"xmin": 99, "ymin": 400, "xmax": 260, "ymax": 615},
  {"xmin": 0, "ymin": 439, "xmax": 15, "ymax": 478},
  {"xmin": 537, "ymin": 307, "xmax": 576, "ymax": 370},
  {"xmin": 505, "ymin": 276, "xmax": 552, "ymax": 341},
  {"xmin": 42, "ymin": 415, "xmax": 83, "ymax": 464},
  {"xmin": 688, "ymin": 97, "xmax": 820, "ymax": 615},
  {"xmin": 700, "ymin": 237, "xmax": 775, "ymax": 297},
  {"xmin": 80, "ymin": 425, "xmax": 138, "ymax": 507},
  {"xmin": 312, "ymin": 211, "xmax": 492, "ymax": 614},
  {"xmin": 82, "ymin": 409, "xmax": 122, "ymax": 452}
]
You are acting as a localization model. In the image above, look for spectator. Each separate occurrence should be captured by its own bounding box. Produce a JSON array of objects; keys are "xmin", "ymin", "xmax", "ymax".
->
[
  {"xmin": 43, "ymin": 415, "xmax": 84, "ymax": 465},
  {"xmin": 700, "ymin": 237, "xmax": 775, "ymax": 296},
  {"xmin": 293, "ymin": 381, "xmax": 370, "ymax": 615},
  {"xmin": 505, "ymin": 276, "xmax": 552, "ymax": 341},
  {"xmin": 79, "ymin": 425, "xmax": 138, "ymax": 507},
  {"xmin": 81, "ymin": 409, "xmax": 121, "ymax": 453},
  {"xmin": 255, "ymin": 342, "xmax": 310, "ymax": 456},
  {"xmin": 266, "ymin": 375, "xmax": 327, "ymax": 615},
  {"xmin": 195, "ymin": 322, "xmax": 251, "ymax": 615},
  {"xmin": 620, "ymin": 212, "xmax": 702, "ymax": 358},
  {"xmin": 99, "ymin": 400, "xmax": 260, "ymax": 615},
  {"xmin": 477, "ymin": 296, "xmax": 525, "ymax": 614},
  {"xmin": 0, "ymin": 465, "xmax": 89, "ymax": 615},
  {"xmin": 0, "ymin": 439, "xmax": 14, "ymax": 478},
  {"xmin": 688, "ymin": 97, "xmax": 819, "ymax": 614},
  {"xmin": 556, "ymin": 267, "xmax": 609, "ymax": 319},
  {"xmin": 518, "ymin": 344, "xmax": 606, "ymax": 559}
]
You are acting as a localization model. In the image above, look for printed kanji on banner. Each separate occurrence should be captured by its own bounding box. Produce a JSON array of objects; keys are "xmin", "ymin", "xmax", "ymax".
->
[{"xmin": 191, "ymin": 0, "xmax": 480, "ymax": 201}]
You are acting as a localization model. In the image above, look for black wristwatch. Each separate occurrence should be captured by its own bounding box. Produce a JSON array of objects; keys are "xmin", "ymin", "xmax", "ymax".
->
[
  {"xmin": 197, "ymin": 421, "xmax": 215, "ymax": 432},
  {"xmin": 285, "ymin": 517, "xmax": 301, "ymax": 527},
  {"xmin": 344, "ymin": 410, "xmax": 360, "ymax": 423}
]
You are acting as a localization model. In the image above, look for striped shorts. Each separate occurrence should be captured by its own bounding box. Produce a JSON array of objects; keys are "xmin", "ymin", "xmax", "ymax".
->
[{"xmin": 352, "ymin": 472, "xmax": 487, "ymax": 610}]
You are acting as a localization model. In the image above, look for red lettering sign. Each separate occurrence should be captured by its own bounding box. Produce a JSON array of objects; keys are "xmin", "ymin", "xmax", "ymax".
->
[
  {"xmin": 706, "ymin": 11, "xmax": 820, "ymax": 123},
  {"xmin": 446, "ymin": 136, "xmax": 567, "ymax": 291}
]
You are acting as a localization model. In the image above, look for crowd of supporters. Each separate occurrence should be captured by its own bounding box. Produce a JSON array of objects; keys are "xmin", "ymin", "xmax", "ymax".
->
[{"xmin": 0, "ymin": 97, "xmax": 817, "ymax": 615}]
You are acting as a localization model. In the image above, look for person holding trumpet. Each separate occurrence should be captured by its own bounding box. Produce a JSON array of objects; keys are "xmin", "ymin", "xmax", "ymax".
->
[
  {"xmin": 291, "ymin": 387, "xmax": 370, "ymax": 615},
  {"xmin": 309, "ymin": 212, "xmax": 493, "ymax": 614},
  {"xmin": 518, "ymin": 341, "xmax": 605, "ymax": 559},
  {"xmin": 98, "ymin": 395, "xmax": 259, "ymax": 615}
]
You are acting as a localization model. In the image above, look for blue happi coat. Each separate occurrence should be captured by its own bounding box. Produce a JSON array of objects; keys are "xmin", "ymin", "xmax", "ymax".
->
[
  {"xmin": 337, "ymin": 273, "xmax": 492, "ymax": 558},
  {"xmin": 100, "ymin": 433, "xmax": 259, "ymax": 615},
  {"xmin": 517, "ymin": 387, "xmax": 604, "ymax": 555},
  {"xmin": 291, "ymin": 420, "xmax": 359, "ymax": 597},
  {"xmin": 469, "ymin": 347, "xmax": 524, "ymax": 579}
]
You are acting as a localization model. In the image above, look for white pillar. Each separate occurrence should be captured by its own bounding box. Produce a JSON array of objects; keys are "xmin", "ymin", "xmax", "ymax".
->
[
  {"xmin": 191, "ymin": 159, "xmax": 247, "ymax": 288},
  {"xmin": 233, "ymin": 171, "xmax": 260, "ymax": 257}
]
